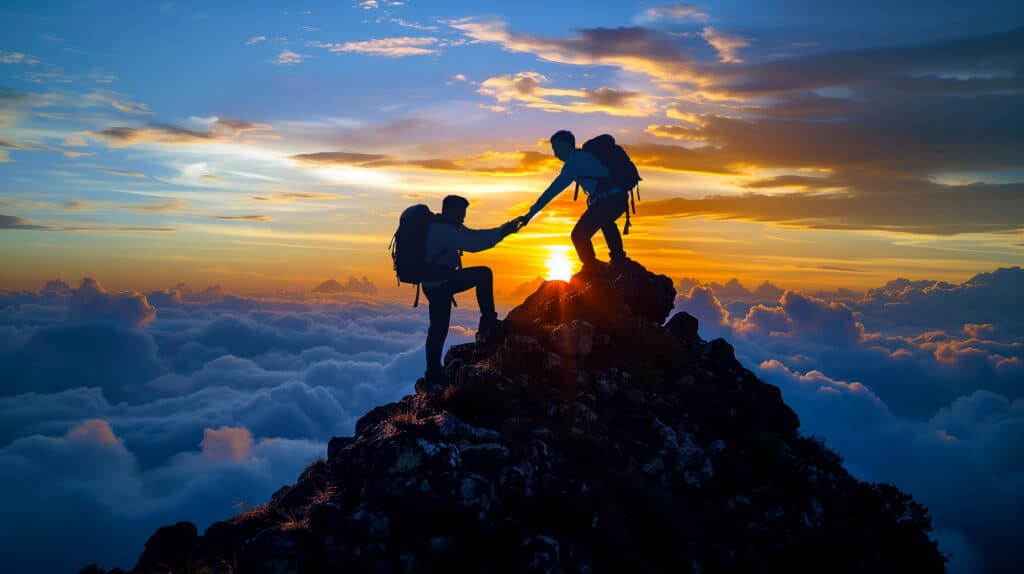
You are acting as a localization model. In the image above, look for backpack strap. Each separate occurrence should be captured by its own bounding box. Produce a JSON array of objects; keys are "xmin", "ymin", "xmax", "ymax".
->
[
  {"xmin": 574, "ymin": 181, "xmax": 580, "ymax": 202},
  {"xmin": 413, "ymin": 282, "xmax": 421, "ymax": 308}
]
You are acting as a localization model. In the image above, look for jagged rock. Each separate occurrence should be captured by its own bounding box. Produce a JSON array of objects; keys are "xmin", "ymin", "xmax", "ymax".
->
[
  {"xmin": 132, "ymin": 521, "xmax": 198, "ymax": 574},
  {"xmin": 100, "ymin": 260, "xmax": 946, "ymax": 574}
]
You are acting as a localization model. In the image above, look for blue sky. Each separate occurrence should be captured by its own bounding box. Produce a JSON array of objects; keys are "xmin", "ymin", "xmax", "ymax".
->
[{"xmin": 2, "ymin": 1, "xmax": 1022, "ymax": 293}]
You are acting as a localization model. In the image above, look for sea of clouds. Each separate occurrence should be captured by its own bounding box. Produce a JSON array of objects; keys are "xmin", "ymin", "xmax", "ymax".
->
[
  {"xmin": 0, "ymin": 268, "xmax": 1020, "ymax": 573},
  {"xmin": 0, "ymin": 278, "xmax": 477, "ymax": 572},
  {"xmin": 675, "ymin": 268, "xmax": 1023, "ymax": 574}
]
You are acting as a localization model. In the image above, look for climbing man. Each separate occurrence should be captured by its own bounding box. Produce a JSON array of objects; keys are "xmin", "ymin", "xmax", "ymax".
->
[
  {"xmin": 420, "ymin": 195, "xmax": 524, "ymax": 385},
  {"xmin": 520, "ymin": 130, "xmax": 639, "ymax": 271}
]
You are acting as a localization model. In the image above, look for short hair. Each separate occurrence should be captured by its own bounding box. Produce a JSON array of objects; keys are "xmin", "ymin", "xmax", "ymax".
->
[
  {"xmin": 442, "ymin": 194, "xmax": 469, "ymax": 214},
  {"xmin": 550, "ymin": 130, "xmax": 575, "ymax": 147}
]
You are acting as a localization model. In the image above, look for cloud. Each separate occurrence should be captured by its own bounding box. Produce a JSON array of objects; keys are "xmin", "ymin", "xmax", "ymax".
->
[
  {"xmin": 275, "ymin": 50, "xmax": 308, "ymax": 65},
  {"xmin": 0, "ymin": 51, "xmax": 42, "ymax": 65},
  {"xmin": 125, "ymin": 198, "xmax": 184, "ymax": 213},
  {"xmin": 252, "ymin": 192, "xmax": 348, "ymax": 202},
  {"xmin": 477, "ymin": 71, "xmax": 655, "ymax": 116},
  {"xmin": 448, "ymin": 19, "xmax": 701, "ymax": 85},
  {"xmin": 84, "ymin": 91, "xmax": 153, "ymax": 115},
  {"xmin": 199, "ymin": 425, "xmax": 253, "ymax": 461},
  {"xmin": 245, "ymin": 35, "xmax": 267, "ymax": 45},
  {"xmin": 307, "ymin": 37, "xmax": 439, "ymax": 57},
  {"xmin": 98, "ymin": 168, "xmax": 146, "ymax": 178},
  {"xmin": 644, "ymin": 123, "xmax": 705, "ymax": 140},
  {"xmin": 701, "ymin": 27, "xmax": 750, "ymax": 63},
  {"xmin": 672, "ymin": 267, "xmax": 1024, "ymax": 572},
  {"xmin": 637, "ymin": 3, "xmax": 709, "ymax": 24},
  {"xmin": 0, "ymin": 214, "xmax": 47, "ymax": 230},
  {"xmin": 290, "ymin": 148, "xmax": 559, "ymax": 176},
  {"xmin": 0, "ymin": 416, "xmax": 325, "ymax": 573},
  {"xmin": 212, "ymin": 117, "xmax": 272, "ymax": 134},
  {"xmin": 757, "ymin": 362, "xmax": 1024, "ymax": 574},
  {"xmin": 312, "ymin": 276, "xmax": 378, "ymax": 295},
  {"xmin": 639, "ymin": 183, "xmax": 1024, "ymax": 235},
  {"xmin": 211, "ymin": 214, "xmax": 272, "ymax": 221},
  {"xmin": 68, "ymin": 277, "xmax": 156, "ymax": 328},
  {"xmin": 91, "ymin": 124, "xmax": 224, "ymax": 147}
]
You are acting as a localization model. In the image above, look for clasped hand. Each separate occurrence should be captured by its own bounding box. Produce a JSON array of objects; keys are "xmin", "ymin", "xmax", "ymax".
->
[{"xmin": 499, "ymin": 215, "xmax": 530, "ymax": 237}]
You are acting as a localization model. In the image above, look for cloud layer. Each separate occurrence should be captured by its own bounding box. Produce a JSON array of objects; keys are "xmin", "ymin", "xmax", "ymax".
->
[
  {"xmin": 0, "ymin": 279, "xmax": 478, "ymax": 572},
  {"xmin": 672, "ymin": 268, "xmax": 1023, "ymax": 573}
]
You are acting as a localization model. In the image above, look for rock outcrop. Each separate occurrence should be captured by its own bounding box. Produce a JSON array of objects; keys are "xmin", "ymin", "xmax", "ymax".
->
[{"xmin": 81, "ymin": 259, "xmax": 946, "ymax": 574}]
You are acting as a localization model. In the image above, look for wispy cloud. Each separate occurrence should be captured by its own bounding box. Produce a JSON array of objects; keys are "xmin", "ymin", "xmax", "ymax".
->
[
  {"xmin": 307, "ymin": 37, "xmax": 439, "ymax": 57},
  {"xmin": 448, "ymin": 19, "xmax": 701, "ymax": 85},
  {"xmin": 702, "ymin": 27, "xmax": 750, "ymax": 63},
  {"xmin": 211, "ymin": 214, "xmax": 273, "ymax": 221},
  {"xmin": 125, "ymin": 198, "xmax": 184, "ymax": 213},
  {"xmin": 98, "ymin": 168, "xmax": 146, "ymax": 179},
  {"xmin": 245, "ymin": 36, "xmax": 267, "ymax": 45},
  {"xmin": 478, "ymin": 71, "xmax": 656, "ymax": 116},
  {"xmin": 637, "ymin": 3, "xmax": 709, "ymax": 24},
  {"xmin": 291, "ymin": 148, "xmax": 559, "ymax": 176},
  {"xmin": 91, "ymin": 124, "xmax": 224, "ymax": 147},
  {"xmin": 0, "ymin": 51, "xmax": 42, "ymax": 65},
  {"xmin": 85, "ymin": 91, "xmax": 153, "ymax": 115},
  {"xmin": 275, "ymin": 50, "xmax": 308, "ymax": 65}
]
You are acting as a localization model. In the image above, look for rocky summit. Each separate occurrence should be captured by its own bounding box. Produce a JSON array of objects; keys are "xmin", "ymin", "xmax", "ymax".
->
[{"xmin": 81, "ymin": 259, "xmax": 946, "ymax": 574}]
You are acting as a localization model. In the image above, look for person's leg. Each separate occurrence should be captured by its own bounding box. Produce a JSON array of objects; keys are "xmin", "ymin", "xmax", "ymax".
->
[
  {"xmin": 444, "ymin": 266, "xmax": 498, "ymax": 328},
  {"xmin": 571, "ymin": 202, "xmax": 605, "ymax": 264},
  {"xmin": 423, "ymin": 285, "xmax": 452, "ymax": 376},
  {"xmin": 598, "ymin": 193, "xmax": 628, "ymax": 261}
]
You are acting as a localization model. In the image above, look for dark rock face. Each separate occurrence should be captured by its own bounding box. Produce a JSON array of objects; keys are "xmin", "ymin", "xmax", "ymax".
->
[{"xmin": 83, "ymin": 260, "xmax": 946, "ymax": 574}]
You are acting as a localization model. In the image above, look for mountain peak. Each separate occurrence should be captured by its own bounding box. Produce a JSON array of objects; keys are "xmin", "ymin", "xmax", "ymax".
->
[{"xmin": 83, "ymin": 259, "xmax": 945, "ymax": 574}]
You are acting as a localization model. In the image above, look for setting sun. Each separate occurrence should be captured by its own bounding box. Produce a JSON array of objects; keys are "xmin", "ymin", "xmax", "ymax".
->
[{"xmin": 544, "ymin": 245, "xmax": 576, "ymax": 282}]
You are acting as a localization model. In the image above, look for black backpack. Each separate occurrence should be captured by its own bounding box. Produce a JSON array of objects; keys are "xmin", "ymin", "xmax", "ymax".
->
[
  {"xmin": 389, "ymin": 205, "xmax": 453, "ymax": 307},
  {"xmin": 575, "ymin": 134, "xmax": 642, "ymax": 234}
]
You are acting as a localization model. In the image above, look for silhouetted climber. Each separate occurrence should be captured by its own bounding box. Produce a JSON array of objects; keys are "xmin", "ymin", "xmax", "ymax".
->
[
  {"xmin": 418, "ymin": 195, "xmax": 523, "ymax": 386},
  {"xmin": 520, "ymin": 130, "xmax": 641, "ymax": 272}
]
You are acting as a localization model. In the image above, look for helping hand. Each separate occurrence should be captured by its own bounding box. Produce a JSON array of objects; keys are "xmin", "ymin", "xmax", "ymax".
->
[{"xmin": 499, "ymin": 218, "xmax": 522, "ymax": 237}]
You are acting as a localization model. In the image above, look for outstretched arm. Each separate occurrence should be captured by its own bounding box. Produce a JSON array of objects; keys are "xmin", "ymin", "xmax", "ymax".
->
[{"xmin": 524, "ymin": 166, "xmax": 575, "ymax": 221}]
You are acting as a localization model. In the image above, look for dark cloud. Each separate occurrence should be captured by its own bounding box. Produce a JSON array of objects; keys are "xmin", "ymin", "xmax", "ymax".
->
[
  {"xmin": 712, "ymin": 27, "xmax": 1024, "ymax": 98},
  {"xmin": 0, "ymin": 214, "xmax": 47, "ymax": 230},
  {"xmin": 92, "ymin": 124, "xmax": 223, "ymax": 147},
  {"xmin": 639, "ymin": 182, "xmax": 1024, "ymax": 234},
  {"xmin": 68, "ymin": 277, "xmax": 156, "ymax": 328}
]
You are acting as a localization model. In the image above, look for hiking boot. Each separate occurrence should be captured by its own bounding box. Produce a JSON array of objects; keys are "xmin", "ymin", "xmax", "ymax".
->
[
  {"xmin": 416, "ymin": 366, "xmax": 448, "ymax": 393},
  {"xmin": 579, "ymin": 259, "xmax": 610, "ymax": 274},
  {"xmin": 477, "ymin": 313, "xmax": 507, "ymax": 335},
  {"xmin": 610, "ymin": 253, "xmax": 631, "ymax": 266}
]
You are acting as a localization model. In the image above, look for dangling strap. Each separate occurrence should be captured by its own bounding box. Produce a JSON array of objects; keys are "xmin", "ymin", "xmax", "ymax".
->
[
  {"xmin": 413, "ymin": 283, "xmax": 421, "ymax": 307},
  {"xmin": 573, "ymin": 181, "xmax": 580, "ymax": 202},
  {"xmin": 451, "ymin": 295, "xmax": 458, "ymax": 307},
  {"xmin": 623, "ymin": 210, "xmax": 631, "ymax": 236}
]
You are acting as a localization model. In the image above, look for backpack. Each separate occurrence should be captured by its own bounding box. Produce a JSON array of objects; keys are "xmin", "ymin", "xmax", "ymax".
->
[
  {"xmin": 575, "ymin": 134, "xmax": 642, "ymax": 234},
  {"xmin": 389, "ymin": 205, "xmax": 454, "ymax": 307}
]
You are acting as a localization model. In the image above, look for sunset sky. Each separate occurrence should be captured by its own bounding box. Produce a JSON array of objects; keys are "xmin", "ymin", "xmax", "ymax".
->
[
  {"xmin": 2, "ymin": 0, "xmax": 1021, "ymax": 297},
  {"xmin": 1, "ymin": 2, "xmax": 1023, "ymax": 573}
]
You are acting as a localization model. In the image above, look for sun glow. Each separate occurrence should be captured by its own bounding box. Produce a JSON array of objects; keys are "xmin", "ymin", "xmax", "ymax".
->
[{"xmin": 544, "ymin": 245, "xmax": 576, "ymax": 282}]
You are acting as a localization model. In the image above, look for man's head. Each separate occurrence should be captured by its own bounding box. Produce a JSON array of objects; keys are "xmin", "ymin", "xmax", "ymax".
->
[
  {"xmin": 550, "ymin": 130, "xmax": 575, "ymax": 162},
  {"xmin": 441, "ymin": 195, "xmax": 469, "ymax": 224}
]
